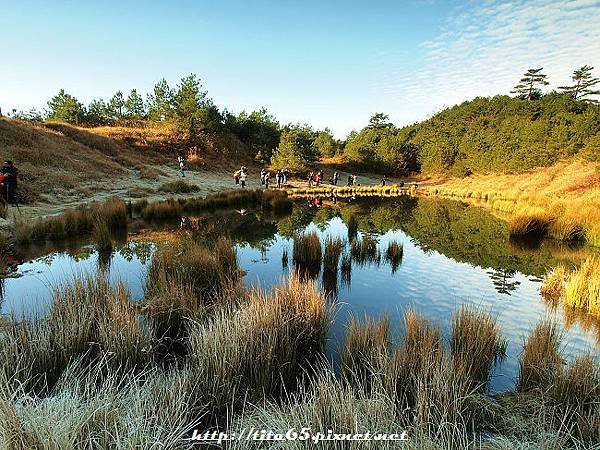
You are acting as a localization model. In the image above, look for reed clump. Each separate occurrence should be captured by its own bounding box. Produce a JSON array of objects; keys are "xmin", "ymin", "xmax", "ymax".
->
[
  {"xmin": 541, "ymin": 256, "xmax": 600, "ymax": 316},
  {"xmin": 518, "ymin": 320, "xmax": 564, "ymax": 392},
  {"xmin": 157, "ymin": 180, "xmax": 200, "ymax": 194},
  {"xmin": 450, "ymin": 306, "xmax": 507, "ymax": 391},
  {"xmin": 293, "ymin": 231, "xmax": 322, "ymax": 277},
  {"xmin": 0, "ymin": 276, "xmax": 151, "ymax": 392},
  {"xmin": 323, "ymin": 236, "xmax": 344, "ymax": 274},
  {"xmin": 385, "ymin": 240, "xmax": 403, "ymax": 273},
  {"xmin": 12, "ymin": 197, "xmax": 127, "ymax": 243},
  {"xmin": 187, "ymin": 274, "xmax": 333, "ymax": 422}
]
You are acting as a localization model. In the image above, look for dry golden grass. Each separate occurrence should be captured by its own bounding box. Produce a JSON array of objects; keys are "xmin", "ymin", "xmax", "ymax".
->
[
  {"xmin": 422, "ymin": 159, "xmax": 600, "ymax": 246},
  {"xmin": 542, "ymin": 256, "xmax": 600, "ymax": 316}
]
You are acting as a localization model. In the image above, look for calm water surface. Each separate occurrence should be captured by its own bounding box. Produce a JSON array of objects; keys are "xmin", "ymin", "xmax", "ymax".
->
[{"xmin": 2, "ymin": 197, "xmax": 599, "ymax": 393}]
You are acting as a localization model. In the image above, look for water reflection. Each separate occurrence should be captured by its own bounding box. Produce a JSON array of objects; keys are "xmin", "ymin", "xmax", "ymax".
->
[{"xmin": 2, "ymin": 196, "xmax": 599, "ymax": 393}]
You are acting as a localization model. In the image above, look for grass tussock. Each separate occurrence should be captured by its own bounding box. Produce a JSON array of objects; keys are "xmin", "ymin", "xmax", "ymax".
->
[
  {"xmin": 146, "ymin": 237, "xmax": 239, "ymax": 302},
  {"xmin": 541, "ymin": 256, "xmax": 600, "ymax": 316},
  {"xmin": 187, "ymin": 274, "xmax": 333, "ymax": 422},
  {"xmin": 13, "ymin": 197, "xmax": 127, "ymax": 244},
  {"xmin": 518, "ymin": 319, "xmax": 600, "ymax": 445},
  {"xmin": 450, "ymin": 306, "xmax": 507, "ymax": 391},
  {"xmin": 0, "ymin": 276, "xmax": 151, "ymax": 393},
  {"xmin": 139, "ymin": 189, "xmax": 292, "ymax": 220},
  {"xmin": 385, "ymin": 240, "xmax": 403, "ymax": 273},
  {"xmin": 157, "ymin": 180, "xmax": 200, "ymax": 194},
  {"xmin": 518, "ymin": 320, "xmax": 564, "ymax": 392},
  {"xmin": 293, "ymin": 231, "xmax": 322, "ymax": 278},
  {"xmin": 323, "ymin": 236, "xmax": 344, "ymax": 273}
]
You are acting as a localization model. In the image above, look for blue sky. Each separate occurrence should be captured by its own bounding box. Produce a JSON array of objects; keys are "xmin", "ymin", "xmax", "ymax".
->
[{"xmin": 1, "ymin": 0, "xmax": 599, "ymax": 137}]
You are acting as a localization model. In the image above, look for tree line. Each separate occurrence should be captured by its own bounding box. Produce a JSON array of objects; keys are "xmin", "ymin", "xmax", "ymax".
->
[{"xmin": 7, "ymin": 66, "xmax": 600, "ymax": 174}]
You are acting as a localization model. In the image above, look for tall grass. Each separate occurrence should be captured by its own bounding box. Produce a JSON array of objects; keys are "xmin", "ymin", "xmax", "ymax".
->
[
  {"xmin": 541, "ymin": 256, "xmax": 600, "ymax": 316},
  {"xmin": 340, "ymin": 315, "xmax": 390, "ymax": 391},
  {"xmin": 12, "ymin": 197, "xmax": 127, "ymax": 243},
  {"xmin": 292, "ymin": 231, "xmax": 322, "ymax": 278},
  {"xmin": 518, "ymin": 320, "xmax": 564, "ymax": 392},
  {"xmin": 187, "ymin": 274, "xmax": 333, "ymax": 423},
  {"xmin": 157, "ymin": 180, "xmax": 200, "ymax": 194},
  {"xmin": 146, "ymin": 237, "xmax": 239, "ymax": 302},
  {"xmin": 0, "ymin": 276, "xmax": 151, "ymax": 393},
  {"xmin": 450, "ymin": 306, "xmax": 507, "ymax": 391},
  {"xmin": 323, "ymin": 236, "xmax": 344, "ymax": 273}
]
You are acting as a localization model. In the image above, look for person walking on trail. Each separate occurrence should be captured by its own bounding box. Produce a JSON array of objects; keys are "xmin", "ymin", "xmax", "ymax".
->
[
  {"xmin": 177, "ymin": 156, "xmax": 186, "ymax": 177},
  {"xmin": 308, "ymin": 171, "xmax": 314, "ymax": 187},
  {"xmin": 234, "ymin": 169, "xmax": 241, "ymax": 185},
  {"xmin": 1, "ymin": 160, "xmax": 18, "ymax": 206},
  {"xmin": 239, "ymin": 169, "xmax": 247, "ymax": 189},
  {"xmin": 276, "ymin": 170, "xmax": 283, "ymax": 188},
  {"xmin": 332, "ymin": 171, "xmax": 339, "ymax": 185},
  {"xmin": 260, "ymin": 169, "xmax": 266, "ymax": 186},
  {"xmin": 265, "ymin": 171, "xmax": 270, "ymax": 189},
  {"xmin": 282, "ymin": 169, "xmax": 288, "ymax": 185},
  {"xmin": 353, "ymin": 174, "xmax": 358, "ymax": 186},
  {"xmin": 347, "ymin": 174, "xmax": 353, "ymax": 186},
  {"xmin": 381, "ymin": 175, "xmax": 387, "ymax": 186}
]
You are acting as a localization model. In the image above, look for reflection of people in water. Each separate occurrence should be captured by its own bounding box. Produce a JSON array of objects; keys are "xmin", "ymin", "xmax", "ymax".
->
[
  {"xmin": 236, "ymin": 208, "xmax": 247, "ymax": 215},
  {"xmin": 308, "ymin": 197, "xmax": 322, "ymax": 208},
  {"xmin": 330, "ymin": 195, "xmax": 337, "ymax": 204}
]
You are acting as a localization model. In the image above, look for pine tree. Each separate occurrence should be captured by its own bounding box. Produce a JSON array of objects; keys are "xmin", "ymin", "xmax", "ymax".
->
[
  {"xmin": 124, "ymin": 89, "xmax": 145, "ymax": 119},
  {"xmin": 47, "ymin": 89, "xmax": 85, "ymax": 124},
  {"xmin": 147, "ymin": 78, "xmax": 174, "ymax": 121},
  {"xmin": 511, "ymin": 68, "xmax": 549, "ymax": 100},
  {"xmin": 559, "ymin": 65, "xmax": 600, "ymax": 102},
  {"xmin": 108, "ymin": 91, "xmax": 125, "ymax": 122}
]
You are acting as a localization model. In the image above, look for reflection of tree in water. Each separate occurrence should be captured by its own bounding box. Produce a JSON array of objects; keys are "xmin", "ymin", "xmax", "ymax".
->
[
  {"xmin": 116, "ymin": 241, "xmax": 154, "ymax": 264},
  {"xmin": 487, "ymin": 268, "xmax": 521, "ymax": 295}
]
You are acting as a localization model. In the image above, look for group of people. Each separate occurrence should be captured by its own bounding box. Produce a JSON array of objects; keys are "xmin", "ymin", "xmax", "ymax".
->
[
  {"xmin": 233, "ymin": 166, "xmax": 248, "ymax": 188},
  {"xmin": 260, "ymin": 169, "xmax": 288, "ymax": 189},
  {"xmin": 308, "ymin": 170, "xmax": 358, "ymax": 187},
  {"xmin": 0, "ymin": 160, "xmax": 18, "ymax": 206}
]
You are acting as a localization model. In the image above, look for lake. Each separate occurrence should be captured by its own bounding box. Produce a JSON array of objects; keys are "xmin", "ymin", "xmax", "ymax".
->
[{"xmin": 2, "ymin": 196, "xmax": 599, "ymax": 393}]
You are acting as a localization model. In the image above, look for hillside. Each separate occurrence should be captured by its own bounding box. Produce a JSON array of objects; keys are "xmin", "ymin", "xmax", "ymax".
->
[
  {"xmin": 0, "ymin": 118, "xmax": 250, "ymax": 214},
  {"xmin": 342, "ymin": 93, "xmax": 600, "ymax": 175}
]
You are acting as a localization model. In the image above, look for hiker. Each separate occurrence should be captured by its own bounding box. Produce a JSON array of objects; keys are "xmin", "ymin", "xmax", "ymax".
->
[
  {"xmin": 1, "ymin": 160, "xmax": 18, "ymax": 205},
  {"xmin": 260, "ymin": 169, "xmax": 266, "ymax": 186},
  {"xmin": 282, "ymin": 169, "xmax": 288, "ymax": 185},
  {"xmin": 318, "ymin": 169, "xmax": 324, "ymax": 186},
  {"xmin": 381, "ymin": 175, "xmax": 387, "ymax": 186},
  {"xmin": 347, "ymin": 174, "xmax": 353, "ymax": 186},
  {"xmin": 234, "ymin": 169, "xmax": 241, "ymax": 185},
  {"xmin": 353, "ymin": 174, "xmax": 358, "ymax": 186},
  {"xmin": 239, "ymin": 169, "xmax": 247, "ymax": 188},
  {"xmin": 265, "ymin": 171, "xmax": 270, "ymax": 189},
  {"xmin": 276, "ymin": 170, "xmax": 283, "ymax": 188},
  {"xmin": 177, "ymin": 155, "xmax": 186, "ymax": 177},
  {"xmin": 308, "ymin": 171, "xmax": 314, "ymax": 187},
  {"xmin": 399, "ymin": 180, "xmax": 405, "ymax": 188},
  {"xmin": 332, "ymin": 171, "xmax": 339, "ymax": 185}
]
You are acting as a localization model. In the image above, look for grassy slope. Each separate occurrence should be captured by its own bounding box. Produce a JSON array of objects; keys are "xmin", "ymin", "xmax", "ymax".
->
[
  {"xmin": 421, "ymin": 159, "xmax": 600, "ymax": 245},
  {"xmin": 0, "ymin": 118, "xmax": 251, "ymax": 216}
]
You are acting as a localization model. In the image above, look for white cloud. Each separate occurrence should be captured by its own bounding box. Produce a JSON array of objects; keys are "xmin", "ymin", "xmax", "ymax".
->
[{"xmin": 381, "ymin": 0, "xmax": 600, "ymax": 125}]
